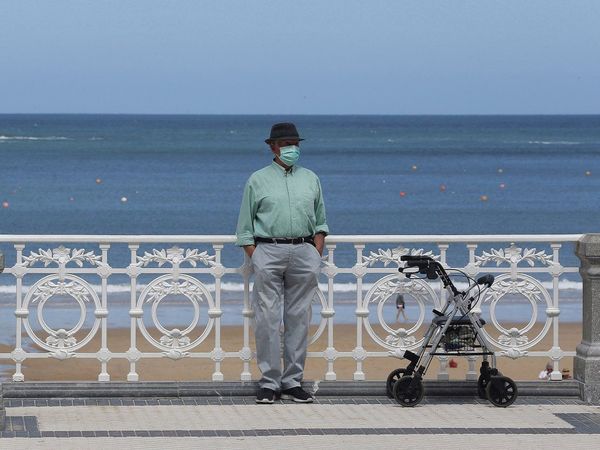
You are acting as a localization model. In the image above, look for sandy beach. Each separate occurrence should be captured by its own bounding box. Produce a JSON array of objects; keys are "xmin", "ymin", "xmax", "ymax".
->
[{"xmin": 0, "ymin": 322, "xmax": 581, "ymax": 383}]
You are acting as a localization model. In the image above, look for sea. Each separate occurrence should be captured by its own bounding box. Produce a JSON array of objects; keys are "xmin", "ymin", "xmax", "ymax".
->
[{"xmin": 1, "ymin": 114, "xmax": 600, "ymax": 334}]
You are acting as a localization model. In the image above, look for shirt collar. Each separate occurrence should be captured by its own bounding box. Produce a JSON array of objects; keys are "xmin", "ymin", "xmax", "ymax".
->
[{"xmin": 271, "ymin": 159, "xmax": 295, "ymax": 174}]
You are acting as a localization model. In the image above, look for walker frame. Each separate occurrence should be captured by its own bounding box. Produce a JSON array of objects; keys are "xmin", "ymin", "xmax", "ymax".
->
[{"xmin": 386, "ymin": 255, "xmax": 518, "ymax": 407}]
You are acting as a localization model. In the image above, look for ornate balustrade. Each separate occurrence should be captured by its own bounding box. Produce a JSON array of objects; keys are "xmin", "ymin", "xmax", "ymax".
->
[{"xmin": 0, "ymin": 234, "xmax": 585, "ymax": 384}]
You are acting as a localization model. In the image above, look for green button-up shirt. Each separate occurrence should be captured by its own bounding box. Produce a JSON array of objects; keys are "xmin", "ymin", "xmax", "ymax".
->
[{"xmin": 236, "ymin": 161, "xmax": 329, "ymax": 246}]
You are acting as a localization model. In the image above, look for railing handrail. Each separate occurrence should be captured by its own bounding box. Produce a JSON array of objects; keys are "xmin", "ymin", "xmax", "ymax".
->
[{"xmin": 0, "ymin": 233, "xmax": 585, "ymax": 243}]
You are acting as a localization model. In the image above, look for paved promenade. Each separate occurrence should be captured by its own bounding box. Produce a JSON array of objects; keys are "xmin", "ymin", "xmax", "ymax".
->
[{"xmin": 1, "ymin": 396, "xmax": 600, "ymax": 449}]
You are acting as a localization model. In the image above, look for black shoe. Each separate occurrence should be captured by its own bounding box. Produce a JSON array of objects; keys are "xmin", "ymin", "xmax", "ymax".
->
[
  {"xmin": 255, "ymin": 388, "xmax": 276, "ymax": 404},
  {"xmin": 281, "ymin": 386, "xmax": 314, "ymax": 403}
]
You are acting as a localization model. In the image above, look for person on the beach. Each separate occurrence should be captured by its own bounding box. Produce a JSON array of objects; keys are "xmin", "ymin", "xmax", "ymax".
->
[
  {"xmin": 538, "ymin": 361, "xmax": 553, "ymax": 380},
  {"xmin": 395, "ymin": 293, "xmax": 407, "ymax": 322},
  {"xmin": 236, "ymin": 122, "xmax": 328, "ymax": 404}
]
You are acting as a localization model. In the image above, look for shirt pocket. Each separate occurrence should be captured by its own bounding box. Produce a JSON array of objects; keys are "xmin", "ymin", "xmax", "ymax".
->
[{"xmin": 296, "ymin": 186, "xmax": 317, "ymax": 211}]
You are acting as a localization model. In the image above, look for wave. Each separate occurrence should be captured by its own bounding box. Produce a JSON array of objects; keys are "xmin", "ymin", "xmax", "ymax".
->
[
  {"xmin": 0, "ymin": 279, "xmax": 583, "ymax": 296},
  {"xmin": 0, "ymin": 135, "xmax": 73, "ymax": 141},
  {"xmin": 527, "ymin": 140, "xmax": 582, "ymax": 145}
]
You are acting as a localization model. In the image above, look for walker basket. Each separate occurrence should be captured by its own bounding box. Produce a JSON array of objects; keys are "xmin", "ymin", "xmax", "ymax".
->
[{"xmin": 442, "ymin": 324, "xmax": 477, "ymax": 351}]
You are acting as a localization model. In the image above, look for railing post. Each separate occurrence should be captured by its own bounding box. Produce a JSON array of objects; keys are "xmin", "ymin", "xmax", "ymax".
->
[
  {"xmin": 98, "ymin": 244, "xmax": 111, "ymax": 382},
  {"xmin": 13, "ymin": 244, "xmax": 26, "ymax": 382},
  {"xmin": 240, "ymin": 253, "xmax": 253, "ymax": 381},
  {"xmin": 211, "ymin": 244, "xmax": 224, "ymax": 382},
  {"xmin": 352, "ymin": 244, "xmax": 366, "ymax": 381},
  {"xmin": 575, "ymin": 234, "xmax": 600, "ymax": 404},
  {"xmin": 0, "ymin": 384, "xmax": 4, "ymax": 433},
  {"xmin": 126, "ymin": 244, "xmax": 140, "ymax": 382}
]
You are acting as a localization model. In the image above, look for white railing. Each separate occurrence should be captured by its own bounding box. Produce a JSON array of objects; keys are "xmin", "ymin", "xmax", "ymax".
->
[{"xmin": 0, "ymin": 234, "xmax": 583, "ymax": 383}]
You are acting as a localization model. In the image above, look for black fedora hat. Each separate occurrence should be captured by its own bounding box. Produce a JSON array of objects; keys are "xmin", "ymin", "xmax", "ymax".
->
[{"xmin": 265, "ymin": 122, "xmax": 305, "ymax": 144}]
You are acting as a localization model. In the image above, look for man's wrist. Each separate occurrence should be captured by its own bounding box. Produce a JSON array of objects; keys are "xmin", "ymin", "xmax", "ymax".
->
[{"xmin": 243, "ymin": 245, "xmax": 256, "ymax": 257}]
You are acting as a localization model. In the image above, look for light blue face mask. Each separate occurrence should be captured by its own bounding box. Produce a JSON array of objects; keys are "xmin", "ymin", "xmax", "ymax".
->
[{"xmin": 279, "ymin": 145, "xmax": 300, "ymax": 166}]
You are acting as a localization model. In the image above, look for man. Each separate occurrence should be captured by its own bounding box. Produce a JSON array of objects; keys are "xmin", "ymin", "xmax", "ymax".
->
[{"xmin": 236, "ymin": 122, "xmax": 329, "ymax": 404}]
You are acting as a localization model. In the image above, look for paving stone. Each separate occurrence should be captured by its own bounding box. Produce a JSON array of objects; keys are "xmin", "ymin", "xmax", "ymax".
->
[{"xmin": 3, "ymin": 397, "xmax": 600, "ymax": 442}]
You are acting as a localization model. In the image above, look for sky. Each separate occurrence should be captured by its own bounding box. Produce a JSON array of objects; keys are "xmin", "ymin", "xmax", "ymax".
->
[{"xmin": 1, "ymin": 0, "xmax": 599, "ymax": 115}]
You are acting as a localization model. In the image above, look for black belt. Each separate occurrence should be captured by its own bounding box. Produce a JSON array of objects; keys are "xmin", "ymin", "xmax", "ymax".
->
[{"xmin": 255, "ymin": 236, "xmax": 314, "ymax": 245}]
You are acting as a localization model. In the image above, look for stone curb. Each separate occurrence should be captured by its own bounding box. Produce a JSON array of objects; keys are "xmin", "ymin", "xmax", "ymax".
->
[{"xmin": 0, "ymin": 380, "xmax": 581, "ymax": 399}]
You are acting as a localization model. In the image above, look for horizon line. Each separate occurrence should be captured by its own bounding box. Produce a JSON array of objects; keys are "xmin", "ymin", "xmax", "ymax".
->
[{"xmin": 1, "ymin": 112, "xmax": 600, "ymax": 117}]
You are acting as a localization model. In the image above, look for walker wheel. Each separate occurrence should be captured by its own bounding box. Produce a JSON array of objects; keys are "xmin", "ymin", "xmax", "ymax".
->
[
  {"xmin": 486, "ymin": 376, "xmax": 518, "ymax": 407},
  {"xmin": 386, "ymin": 368, "xmax": 406, "ymax": 398},
  {"xmin": 476, "ymin": 374, "xmax": 489, "ymax": 399},
  {"xmin": 478, "ymin": 366, "xmax": 500, "ymax": 399},
  {"xmin": 393, "ymin": 376, "xmax": 424, "ymax": 407}
]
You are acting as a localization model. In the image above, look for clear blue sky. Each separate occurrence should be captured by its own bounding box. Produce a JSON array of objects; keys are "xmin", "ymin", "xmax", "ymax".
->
[{"xmin": 1, "ymin": 0, "xmax": 599, "ymax": 114}]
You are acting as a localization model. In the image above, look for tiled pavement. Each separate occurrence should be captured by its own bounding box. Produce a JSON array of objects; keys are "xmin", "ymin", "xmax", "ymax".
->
[{"xmin": 2, "ymin": 397, "xmax": 600, "ymax": 449}]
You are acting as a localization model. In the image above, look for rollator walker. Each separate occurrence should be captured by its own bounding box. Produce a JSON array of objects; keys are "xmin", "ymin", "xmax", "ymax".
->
[{"xmin": 386, "ymin": 255, "xmax": 518, "ymax": 407}]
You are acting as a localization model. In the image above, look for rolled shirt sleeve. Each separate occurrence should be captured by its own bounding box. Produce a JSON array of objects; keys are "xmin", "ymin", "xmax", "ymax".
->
[
  {"xmin": 235, "ymin": 181, "xmax": 257, "ymax": 246},
  {"xmin": 314, "ymin": 177, "xmax": 329, "ymax": 236}
]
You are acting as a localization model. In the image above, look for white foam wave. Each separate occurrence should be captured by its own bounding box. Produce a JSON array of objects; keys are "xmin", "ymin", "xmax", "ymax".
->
[
  {"xmin": 0, "ymin": 135, "xmax": 73, "ymax": 141},
  {"xmin": 0, "ymin": 279, "xmax": 583, "ymax": 296},
  {"xmin": 528, "ymin": 140, "xmax": 581, "ymax": 145}
]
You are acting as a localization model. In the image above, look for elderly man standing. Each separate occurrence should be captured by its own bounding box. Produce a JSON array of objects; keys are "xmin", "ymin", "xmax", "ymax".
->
[{"xmin": 236, "ymin": 122, "xmax": 329, "ymax": 404}]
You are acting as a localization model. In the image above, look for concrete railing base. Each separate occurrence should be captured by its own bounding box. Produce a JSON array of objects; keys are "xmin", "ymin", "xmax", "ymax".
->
[
  {"xmin": 574, "ymin": 355, "xmax": 600, "ymax": 403},
  {"xmin": 575, "ymin": 234, "xmax": 600, "ymax": 404}
]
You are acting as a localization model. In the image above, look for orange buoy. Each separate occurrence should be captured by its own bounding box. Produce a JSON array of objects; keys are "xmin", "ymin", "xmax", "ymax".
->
[
  {"xmin": 480, "ymin": 195, "xmax": 489, "ymax": 202},
  {"xmin": 399, "ymin": 191, "xmax": 407, "ymax": 197},
  {"xmin": 440, "ymin": 184, "xmax": 447, "ymax": 192}
]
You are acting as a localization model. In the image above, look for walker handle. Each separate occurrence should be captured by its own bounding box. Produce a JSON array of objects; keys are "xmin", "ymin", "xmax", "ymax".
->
[
  {"xmin": 401, "ymin": 255, "xmax": 433, "ymax": 262},
  {"xmin": 476, "ymin": 274, "xmax": 495, "ymax": 287}
]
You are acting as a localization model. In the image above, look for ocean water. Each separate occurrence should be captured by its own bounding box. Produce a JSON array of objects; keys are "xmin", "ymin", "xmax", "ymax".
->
[
  {"xmin": 1, "ymin": 114, "xmax": 599, "ymax": 327},
  {"xmin": 2, "ymin": 114, "xmax": 600, "ymax": 237}
]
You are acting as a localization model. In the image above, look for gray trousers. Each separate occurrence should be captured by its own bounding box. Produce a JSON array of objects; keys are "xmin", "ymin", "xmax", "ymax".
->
[{"xmin": 251, "ymin": 242, "xmax": 321, "ymax": 391}]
